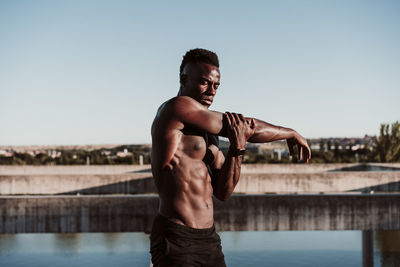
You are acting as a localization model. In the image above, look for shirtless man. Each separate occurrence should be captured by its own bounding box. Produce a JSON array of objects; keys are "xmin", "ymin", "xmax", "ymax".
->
[{"xmin": 150, "ymin": 48, "xmax": 311, "ymax": 266}]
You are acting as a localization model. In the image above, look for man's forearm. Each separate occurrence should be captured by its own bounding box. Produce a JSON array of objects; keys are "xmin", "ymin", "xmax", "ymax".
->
[
  {"xmin": 247, "ymin": 118, "xmax": 297, "ymax": 143},
  {"xmin": 213, "ymin": 146, "xmax": 243, "ymax": 201}
]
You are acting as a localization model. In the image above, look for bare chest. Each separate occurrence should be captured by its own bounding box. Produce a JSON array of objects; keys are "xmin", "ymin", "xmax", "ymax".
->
[{"xmin": 179, "ymin": 134, "xmax": 207, "ymax": 160}]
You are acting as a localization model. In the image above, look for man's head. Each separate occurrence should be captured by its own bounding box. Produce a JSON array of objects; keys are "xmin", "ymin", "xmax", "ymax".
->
[{"xmin": 179, "ymin": 48, "xmax": 220, "ymax": 108}]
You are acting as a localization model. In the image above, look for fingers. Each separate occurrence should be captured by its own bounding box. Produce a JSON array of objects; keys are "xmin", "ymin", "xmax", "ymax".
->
[
  {"xmin": 225, "ymin": 112, "xmax": 232, "ymax": 126},
  {"xmin": 306, "ymin": 145, "xmax": 312, "ymax": 163},
  {"xmin": 294, "ymin": 144, "xmax": 312, "ymax": 163},
  {"xmin": 297, "ymin": 147, "xmax": 301, "ymax": 161},
  {"xmin": 251, "ymin": 118, "xmax": 255, "ymax": 129},
  {"xmin": 299, "ymin": 140, "xmax": 311, "ymax": 163},
  {"xmin": 226, "ymin": 112, "xmax": 245, "ymax": 125},
  {"xmin": 233, "ymin": 113, "xmax": 241, "ymax": 124},
  {"xmin": 288, "ymin": 134, "xmax": 312, "ymax": 163},
  {"xmin": 303, "ymin": 146, "xmax": 311, "ymax": 163},
  {"xmin": 225, "ymin": 112, "xmax": 235, "ymax": 125},
  {"xmin": 225, "ymin": 112, "xmax": 256, "ymax": 145},
  {"xmin": 238, "ymin": 113, "xmax": 246, "ymax": 123},
  {"xmin": 299, "ymin": 146, "xmax": 303, "ymax": 161},
  {"xmin": 230, "ymin": 112, "xmax": 239, "ymax": 125},
  {"xmin": 297, "ymin": 144, "xmax": 312, "ymax": 163},
  {"xmin": 304, "ymin": 147, "xmax": 309, "ymax": 163}
]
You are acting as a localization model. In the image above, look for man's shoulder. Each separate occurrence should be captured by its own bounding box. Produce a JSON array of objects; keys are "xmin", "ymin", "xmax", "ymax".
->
[
  {"xmin": 158, "ymin": 96, "xmax": 201, "ymax": 116},
  {"xmin": 166, "ymin": 96, "xmax": 198, "ymax": 107}
]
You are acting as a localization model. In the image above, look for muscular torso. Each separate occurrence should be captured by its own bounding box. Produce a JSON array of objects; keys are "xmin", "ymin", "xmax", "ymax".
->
[{"xmin": 151, "ymin": 102, "xmax": 218, "ymax": 229}]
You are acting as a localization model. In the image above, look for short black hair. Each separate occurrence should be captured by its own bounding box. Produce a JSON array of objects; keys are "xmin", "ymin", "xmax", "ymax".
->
[{"xmin": 179, "ymin": 48, "xmax": 219, "ymax": 76}]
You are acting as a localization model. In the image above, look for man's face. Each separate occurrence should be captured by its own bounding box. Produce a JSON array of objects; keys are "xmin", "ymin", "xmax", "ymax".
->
[{"xmin": 180, "ymin": 62, "xmax": 220, "ymax": 108}]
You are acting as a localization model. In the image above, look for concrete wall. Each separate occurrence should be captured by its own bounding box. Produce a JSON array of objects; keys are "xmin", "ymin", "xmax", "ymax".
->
[
  {"xmin": 1, "ymin": 194, "xmax": 399, "ymax": 233},
  {"xmin": 0, "ymin": 165, "xmax": 152, "ymax": 175},
  {"xmin": 0, "ymin": 174, "xmax": 154, "ymax": 195},
  {"xmin": 1, "ymin": 164, "xmax": 399, "ymax": 234},
  {"xmin": 2, "ymin": 163, "xmax": 399, "ymax": 175},
  {"xmin": 241, "ymin": 163, "xmax": 400, "ymax": 173},
  {"xmin": 235, "ymin": 172, "xmax": 400, "ymax": 193},
  {"xmin": 1, "ymin": 171, "xmax": 400, "ymax": 195}
]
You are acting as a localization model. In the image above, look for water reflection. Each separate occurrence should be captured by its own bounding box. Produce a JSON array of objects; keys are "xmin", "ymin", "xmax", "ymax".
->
[
  {"xmin": 53, "ymin": 233, "xmax": 80, "ymax": 255},
  {"xmin": 102, "ymin": 233, "xmax": 120, "ymax": 254},
  {"xmin": 220, "ymin": 231, "xmax": 361, "ymax": 251},
  {"xmin": 0, "ymin": 234, "xmax": 17, "ymax": 254},
  {"xmin": 375, "ymin": 231, "xmax": 400, "ymax": 267}
]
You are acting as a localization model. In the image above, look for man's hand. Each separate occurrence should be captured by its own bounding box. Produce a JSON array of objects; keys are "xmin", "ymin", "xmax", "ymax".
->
[
  {"xmin": 225, "ymin": 112, "xmax": 256, "ymax": 150},
  {"xmin": 212, "ymin": 112, "xmax": 255, "ymax": 201},
  {"xmin": 287, "ymin": 132, "xmax": 311, "ymax": 163}
]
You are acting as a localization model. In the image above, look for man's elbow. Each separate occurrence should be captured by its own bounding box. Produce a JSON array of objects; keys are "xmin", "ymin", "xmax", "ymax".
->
[{"xmin": 214, "ymin": 191, "xmax": 232, "ymax": 202}]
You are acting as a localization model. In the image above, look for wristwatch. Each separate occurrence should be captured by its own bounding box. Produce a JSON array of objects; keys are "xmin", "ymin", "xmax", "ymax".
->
[{"xmin": 232, "ymin": 147, "xmax": 246, "ymax": 156}]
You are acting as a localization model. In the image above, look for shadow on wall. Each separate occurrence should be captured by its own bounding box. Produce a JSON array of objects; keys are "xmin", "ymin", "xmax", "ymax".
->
[
  {"xmin": 348, "ymin": 181, "xmax": 400, "ymax": 193},
  {"xmin": 128, "ymin": 168, "xmax": 152, "ymax": 173},
  {"xmin": 56, "ymin": 177, "xmax": 157, "ymax": 195},
  {"xmin": 48, "ymin": 164, "xmax": 400, "ymax": 195},
  {"xmin": 329, "ymin": 164, "xmax": 400, "ymax": 172},
  {"xmin": 54, "ymin": 177, "xmax": 400, "ymax": 196}
]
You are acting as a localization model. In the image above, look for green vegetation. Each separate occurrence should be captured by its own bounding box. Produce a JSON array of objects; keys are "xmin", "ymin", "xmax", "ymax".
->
[
  {"xmin": 243, "ymin": 152, "xmax": 292, "ymax": 164},
  {"xmin": 307, "ymin": 144, "xmax": 372, "ymax": 164},
  {"xmin": 242, "ymin": 121, "xmax": 400, "ymax": 164},
  {"xmin": 373, "ymin": 121, "xmax": 400, "ymax": 162},
  {"xmin": 1, "ymin": 122, "xmax": 399, "ymax": 165},
  {"xmin": 0, "ymin": 145, "xmax": 151, "ymax": 166}
]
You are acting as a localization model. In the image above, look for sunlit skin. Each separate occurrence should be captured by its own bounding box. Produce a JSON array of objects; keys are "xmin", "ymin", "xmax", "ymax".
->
[{"xmin": 151, "ymin": 62, "xmax": 311, "ymax": 228}]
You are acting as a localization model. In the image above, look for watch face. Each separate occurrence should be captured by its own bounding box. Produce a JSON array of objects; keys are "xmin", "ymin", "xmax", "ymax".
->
[{"xmin": 233, "ymin": 148, "xmax": 246, "ymax": 156}]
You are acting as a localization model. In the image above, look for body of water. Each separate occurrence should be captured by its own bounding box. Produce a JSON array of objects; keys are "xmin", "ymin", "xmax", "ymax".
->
[{"xmin": 1, "ymin": 230, "xmax": 399, "ymax": 267}]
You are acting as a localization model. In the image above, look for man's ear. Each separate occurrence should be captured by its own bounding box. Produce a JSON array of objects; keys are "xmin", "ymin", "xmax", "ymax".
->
[{"xmin": 180, "ymin": 74, "xmax": 187, "ymax": 87}]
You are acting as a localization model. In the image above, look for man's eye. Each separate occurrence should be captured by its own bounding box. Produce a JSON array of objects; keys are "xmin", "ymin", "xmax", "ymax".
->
[{"xmin": 200, "ymin": 80, "xmax": 208, "ymax": 85}]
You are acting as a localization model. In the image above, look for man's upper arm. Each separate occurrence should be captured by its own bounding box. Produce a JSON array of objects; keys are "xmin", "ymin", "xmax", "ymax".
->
[
  {"xmin": 211, "ymin": 146, "xmax": 225, "ymax": 170},
  {"xmin": 169, "ymin": 96, "xmax": 226, "ymax": 136}
]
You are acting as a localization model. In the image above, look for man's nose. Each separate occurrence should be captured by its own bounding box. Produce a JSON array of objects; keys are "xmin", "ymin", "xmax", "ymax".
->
[{"xmin": 207, "ymin": 83, "xmax": 217, "ymax": 95}]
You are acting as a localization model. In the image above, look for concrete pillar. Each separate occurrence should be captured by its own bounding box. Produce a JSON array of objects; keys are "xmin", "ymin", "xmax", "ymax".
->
[
  {"xmin": 86, "ymin": 156, "xmax": 90, "ymax": 166},
  {"xmin": 277, "ymin": 149, "xmax": 282, "ymax": 160},
  {"xmin": 362, "ymin": 230, "xmax": 373, "ymax": 267},
  {"xmin": 139, "ymin": 155, "xmax": 144, "ymax": 166}
]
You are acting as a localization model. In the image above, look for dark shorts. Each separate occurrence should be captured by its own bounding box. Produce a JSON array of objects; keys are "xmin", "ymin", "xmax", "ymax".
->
[{"xmin": 150, "ymin": 214, "xmax": 226, "ymax": 267}]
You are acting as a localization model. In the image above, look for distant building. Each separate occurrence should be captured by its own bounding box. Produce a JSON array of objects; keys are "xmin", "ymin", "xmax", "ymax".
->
[{"xmin": 116, "ymin": 149, "xmax": 133, "ymax": 158}]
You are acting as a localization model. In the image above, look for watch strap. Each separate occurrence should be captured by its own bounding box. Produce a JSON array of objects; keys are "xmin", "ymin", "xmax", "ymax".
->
[{"xmin": 232, "ymin": 147, "xmax": 246, "ymax": 156}]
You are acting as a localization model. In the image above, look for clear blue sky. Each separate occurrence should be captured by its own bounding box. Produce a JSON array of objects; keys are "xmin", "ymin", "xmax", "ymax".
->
[{"xmin": 1, "ymin": 0, "xmax": 399, "ymax": 145}]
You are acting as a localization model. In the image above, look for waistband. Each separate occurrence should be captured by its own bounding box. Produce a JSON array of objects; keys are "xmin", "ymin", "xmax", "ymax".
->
[{"xmin": 155, "ymin": 213, "xmax": 216, "ymax": 235}]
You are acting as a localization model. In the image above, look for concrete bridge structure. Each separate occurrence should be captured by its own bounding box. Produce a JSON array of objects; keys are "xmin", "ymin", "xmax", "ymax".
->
[
  {"xmin": 0, "ymin": 163, "xmax": 399, "ymax": 234},
  {"xmin": 1, "ymin": 194, "xmax": 400, "ymax": 233},
  {"xmin": 1, "ymin": 163, "xmax": 400, "ymax": 195}
]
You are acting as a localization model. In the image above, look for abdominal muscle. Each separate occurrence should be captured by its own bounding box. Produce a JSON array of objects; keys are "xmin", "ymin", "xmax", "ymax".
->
[{"xmin": 156, "ymin": 151, "xmax": 215, "ymax": 229}]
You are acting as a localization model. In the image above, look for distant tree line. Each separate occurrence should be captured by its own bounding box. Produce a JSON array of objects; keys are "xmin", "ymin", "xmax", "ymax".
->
[
  {"xmin": 304, "ymin": 142, "xmax": 372, "ymax": 164},
  {"xmin": 374, "ymin": 121, "xmax": 400, "ymax": 162},
  {"xmin": 0, "ymin": 145, "xmax": 151, "ymax": 165},
  {"xmin": 1, "ymin": 122, "xmax": 399, "ymax": 165},
  {"xmin": 244, "ymin": 121, "xmax": 400, "ymax": 164}
]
